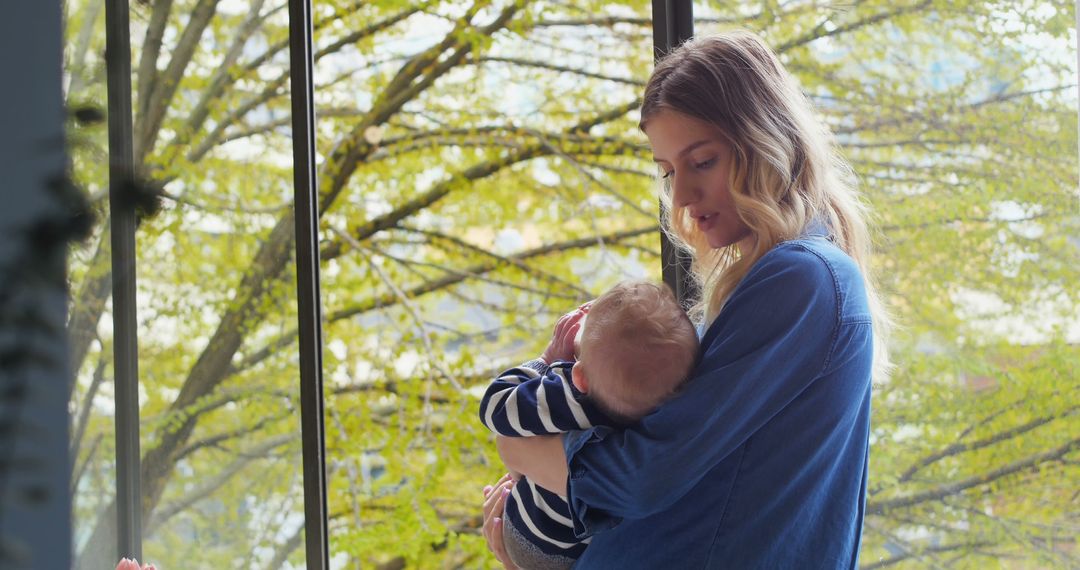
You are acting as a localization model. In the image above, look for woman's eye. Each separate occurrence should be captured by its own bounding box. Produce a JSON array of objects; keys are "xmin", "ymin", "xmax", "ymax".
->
[
  {"xmin": 694, "ymin": 158, "xmax": 717, "ymax": 169},
  {"xmin": 661, "ymin": 170, "xmax": 674, "ymax": 180}
]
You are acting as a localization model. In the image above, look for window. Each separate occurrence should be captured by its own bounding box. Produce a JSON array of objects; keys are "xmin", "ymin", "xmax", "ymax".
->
[
  {"xmin": 58, "ymin": 1, "xmax": 1078, "ymax": 568},
  {"xmin": 66, "ymin": 1, "xmax": 672, "ymax": 568}
]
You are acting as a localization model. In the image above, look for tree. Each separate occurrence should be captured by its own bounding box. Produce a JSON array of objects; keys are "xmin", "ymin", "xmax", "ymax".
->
[{"xmin": 63, "ymin": 0, "xmax": 1077, "ymax": 568}]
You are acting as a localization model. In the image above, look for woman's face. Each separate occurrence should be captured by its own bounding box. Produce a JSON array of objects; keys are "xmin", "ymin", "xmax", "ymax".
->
[{"xmin": 644, "ymin": 109, "xmax": 753, "ymax": 255}]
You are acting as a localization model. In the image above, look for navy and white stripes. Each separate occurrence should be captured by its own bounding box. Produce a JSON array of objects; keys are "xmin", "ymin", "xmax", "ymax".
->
[{"xmin": 479, "ymin": 359, "xmax": 610, "ymax": 557}]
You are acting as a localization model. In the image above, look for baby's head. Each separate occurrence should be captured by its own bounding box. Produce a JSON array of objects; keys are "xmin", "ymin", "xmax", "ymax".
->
[{"xmin": 570, "ymin": 280, "xmax": 698, "ymax": 425}]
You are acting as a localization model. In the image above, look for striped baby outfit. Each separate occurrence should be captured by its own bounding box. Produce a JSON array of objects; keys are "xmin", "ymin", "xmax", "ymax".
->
[{"xmin": 479, "ymin": 359, "xmax": 611, "ymax": 559}]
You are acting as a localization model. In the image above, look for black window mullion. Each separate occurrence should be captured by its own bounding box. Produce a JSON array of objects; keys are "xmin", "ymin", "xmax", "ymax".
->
[
  {"xmin": 287, "ymin": 0, "xmax": 330, "ymax": 566},
  {"xmin": 104, "ymin": 0, "xmax": 142, "ymax": 561},
  {"xmin": 652, "ymin": 0, "xmax": 697, "ymax": 308}
]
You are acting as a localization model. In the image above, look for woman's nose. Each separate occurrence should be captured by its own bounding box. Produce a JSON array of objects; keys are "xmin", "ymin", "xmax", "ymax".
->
[{"xmin": 671, "ymin": 174, "xmax": 699, "ymax": 208}]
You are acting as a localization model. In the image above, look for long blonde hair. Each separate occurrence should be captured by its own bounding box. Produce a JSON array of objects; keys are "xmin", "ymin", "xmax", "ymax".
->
[{"xmin": 641, "ymin": 30, "xmax": 892, "ymax": 380}]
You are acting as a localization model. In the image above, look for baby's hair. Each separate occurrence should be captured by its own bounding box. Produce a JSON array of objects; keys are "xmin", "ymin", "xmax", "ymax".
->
[{"xmin": 578, "ymin": 280, "xmax": 699, "ymax": 423}]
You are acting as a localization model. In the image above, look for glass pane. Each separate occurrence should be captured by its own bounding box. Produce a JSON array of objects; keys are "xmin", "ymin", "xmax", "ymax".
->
[
  {"xmin": 313, "ymin": 1, "xmax": 657, "ymax": 567},
  {"xmin": 696, "ymin": 2, "xmax": 1078, "ymax": 567},
  {"xmin": 66, "ymin": 0, "xmax": 307, "ymax": 567},
  {"xmin": 65, "ymin": 0, "xmax": 119, "ymax": 566}
]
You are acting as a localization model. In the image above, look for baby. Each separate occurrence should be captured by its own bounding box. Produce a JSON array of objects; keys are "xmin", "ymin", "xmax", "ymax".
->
[{"xmin": 479, "ymin": 279, "xmax": 699, "ymax": 570}]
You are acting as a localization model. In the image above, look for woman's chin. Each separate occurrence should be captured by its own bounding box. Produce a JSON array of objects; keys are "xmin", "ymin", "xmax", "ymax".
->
[
  {"xmin": 705, "ymin": 231, "xmax": 753, "ymax": 253},
  {"xmin": 705, "ymin": 234, "xmax": 736, "ymax": 250}
]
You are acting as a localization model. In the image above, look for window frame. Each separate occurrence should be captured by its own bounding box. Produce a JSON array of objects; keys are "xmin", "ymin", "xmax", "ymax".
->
[{"xmin": 652, "ymin": 0, "xmax": 697, "ymax": 306}]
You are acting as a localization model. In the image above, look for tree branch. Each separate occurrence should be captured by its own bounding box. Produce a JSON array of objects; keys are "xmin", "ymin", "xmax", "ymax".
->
[
  {"xmin": 860, "ymin": 531, "xmax": 991, "ymax": 569},
  {"xmin": 948, "ymin": 498, "xmax": 1080, "ymax": 566},
  {"xmin": 834, "ymin": 85, "xmax": 1078, "ymax": 137},
  {"xmin": 531, "ymin": 15, "xmax": 746, "ymax": 28},
  {"xmin": 377, "ymin": 248, "xmax": 584, "ymax": 302},
  {"xmin": 180, "ymin": 0, "xmax": 271, "ymax": 143},
  {"xmin": 895, "ymin": 406, "xmax": 1076, "ymax": 485},
  {"xmin": 331, "ymin": 226, "xmax": 464, "ymax": 391},
  {"xmin": 70, "ymin": 432, "xmax": 102, "ymax": 497},
  {"xmin": 472, "ymin": 55, "xmax": 645, "ymax": 86},
  {"xmin": 326, "ymin": 224, "xmax": 656, "ymax": 322},
  {"xmin": 880, "ymin": 213, "xmax": 1058, "ymax": 233},
  {"xmin": 261, "ymin": 520, "xmax": 305, "ymax": 570},
  {"xmin": 867, "ymin": 436, "xmax": 1080, "ymax": 515},
  {"xmin": 137, "ymin": 0, "xmax": 221, "ymax": 162},
  {"xmin": 67, "ymin": 228, "xmax": 112, "ymax": 376},
  {"xmin": 234, "ymin": 225, "xmax": 656, "ymax": 374},
  {"xmin": 67, "ymin": 0, "xmax": 103, "ymax": 96},
  {"xmin": 574, "ymin": 159, "xmax": 654, "ymax": 179},
  {"xmin": 145, "ymin": 434, "xmax": 294, "ymax": 534},
  {"xmin": 70, "ymin": 353, "xmax": 107, "ymax": 464},
  {"xmin": 135, "ymin": 0, "xmax": 175, "ymax": 129},
  {"xmin": 371, "ymin": 125, "xmax": 645, "ymax": 162},
  {"xmin": 396, "ymin": 225, "xmax": 590, "ymax": 297},
  {"xmin": 318, "ymin": 1, "xmax": 530, "ymax": 208},
  {"xmin": 533, "ymin": 15, "xmax": 650, "ymax": 27},
  {"xmin": 777, "ymin": 1, "xmax": 934, "ymax": 54},
  {"xmin": 236, "ymin": 0, "xmax": 392, "ymax": 79},
  {"xmin": 525, "ymin": 126, "xmax": 653, "ymax": 218},
  {"xmin": 314, "ymin": 3, "xmax": 426, "ymax": 62},
  {"xmin": 323, "ymin": 102, "xmax": 644, "ymax": 263},
  {"xmin": 173, "ymin": 411, "xmax": 290, "ymax": 462},
  {"xmin": 183, "ymin": 4, "xmax": 420, "ymax": 161}
]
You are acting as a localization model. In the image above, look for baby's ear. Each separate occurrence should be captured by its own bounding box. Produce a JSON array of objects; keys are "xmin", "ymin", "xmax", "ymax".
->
[{"xmin": 571, "ymin": 362, "xmax": 589, "ymax": 393}]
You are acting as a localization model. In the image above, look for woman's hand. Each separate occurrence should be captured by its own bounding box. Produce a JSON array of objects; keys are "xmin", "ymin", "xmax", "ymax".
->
[
  {"xmin": 541, "ymin": 302, "xmax": 592, "ymax": 364},
  {"xmin": 481, "ymin": 473, "xmax": 519, "ymax": 569}
]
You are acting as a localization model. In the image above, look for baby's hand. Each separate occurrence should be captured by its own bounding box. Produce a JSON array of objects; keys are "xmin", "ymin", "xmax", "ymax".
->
[{"xmin": 541, "ymin": 302, "xmax": 591, "ymax": 364}]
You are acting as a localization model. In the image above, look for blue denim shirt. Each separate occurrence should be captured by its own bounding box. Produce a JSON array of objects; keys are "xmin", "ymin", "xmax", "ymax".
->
[{"xmin": 563, "ymin": 234, "xmax": 874, "ymax": 569}]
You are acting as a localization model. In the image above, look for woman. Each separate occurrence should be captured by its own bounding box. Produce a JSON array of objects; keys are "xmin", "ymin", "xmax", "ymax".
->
[{"xmin": 483, "ymin": 30, "xmax": 890, "ymax": 569}]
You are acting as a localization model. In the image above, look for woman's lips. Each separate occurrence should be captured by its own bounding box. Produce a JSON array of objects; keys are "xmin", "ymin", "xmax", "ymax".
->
[{"xmin": 696, "ymin": 213, "xmax": 717, "ymax": 231}]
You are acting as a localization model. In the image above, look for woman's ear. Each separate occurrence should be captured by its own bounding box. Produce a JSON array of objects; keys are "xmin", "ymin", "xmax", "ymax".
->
[{"xmin": 571, "ymin": 362, "xmax": 589, "ymax": 393}]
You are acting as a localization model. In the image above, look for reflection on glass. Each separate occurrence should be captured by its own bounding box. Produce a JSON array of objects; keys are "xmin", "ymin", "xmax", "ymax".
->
[
  {"xmin": 66, "ymin": 0, "xmax": 305, "ymax": 567},
  {"xmin": 695, "ymin": 2, "xmax": 1078, "ymax": 567}
]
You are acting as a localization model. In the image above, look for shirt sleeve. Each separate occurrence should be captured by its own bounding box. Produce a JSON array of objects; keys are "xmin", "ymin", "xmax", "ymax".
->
[
  {"xmin": 479, "ymin": 358, "xmax": 608, "ymax": 436},
  {"xmin": 563, "ymin": 243, "xmax": 843, "ymax": 536}
]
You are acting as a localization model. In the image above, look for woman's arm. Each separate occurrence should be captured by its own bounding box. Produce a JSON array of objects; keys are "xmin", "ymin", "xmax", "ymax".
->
[
  {"xmin": 561, "ymin": 245, "xmax": 851, "ymax": 534},
  {"xmin": 496, "ymin": 435, "xmax": 567, "ymax": 494}
]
